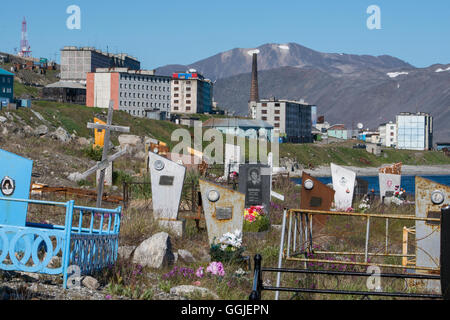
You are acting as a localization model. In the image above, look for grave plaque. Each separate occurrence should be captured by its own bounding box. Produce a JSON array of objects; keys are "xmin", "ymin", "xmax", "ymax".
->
[
  {"xmin": 414, "ymin": 177, "xmax": 450, "ymax": 293},
  {"xmin": 331, "ymin": 163, "xmax": 356, "ymax": 211},
  {"xmin": 238, "ymin": 164, "xmax": 271, "ymax": 213},
  {"xmin": 149, "ymin": 152, "xmax": 186, "ymax": 220},
  {"xmin": 199, "ymin": 179, "xmax": 245, "ymax": 245},
  {"xmin": 216, "ymin": 207, "xmax": 233, "ymax": 220},
  {"xmin": 0, "ymin": 149, "xmax": 33, "ymax": 226}
]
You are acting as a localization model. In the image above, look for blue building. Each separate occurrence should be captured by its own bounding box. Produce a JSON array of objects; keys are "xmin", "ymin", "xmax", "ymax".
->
[{"xmin": 0, "ymin": 68, "xmax": 14, "ymax": 102}]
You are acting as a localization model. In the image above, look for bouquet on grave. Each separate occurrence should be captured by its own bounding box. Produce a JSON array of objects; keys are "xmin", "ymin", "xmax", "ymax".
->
[
  {"xmin": 243, "ymin": 206, "xmax": 270, "ymax": 233},
  {"xmin": 210, "ymin": 230, "xmax": 245, "ymax": 263}
]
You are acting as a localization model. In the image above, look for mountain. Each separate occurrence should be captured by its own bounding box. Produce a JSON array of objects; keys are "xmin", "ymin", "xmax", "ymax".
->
[
  {"xmin": 213, "ymin": 64, "xmax": 450, "ymax": 142},
  {"xmin": 156, "ymin": 43, "xmax": 449, "ymax": 143},
  {"xmin": 156, "ymin": 43, "xmax": 414, "ymax": 80}
]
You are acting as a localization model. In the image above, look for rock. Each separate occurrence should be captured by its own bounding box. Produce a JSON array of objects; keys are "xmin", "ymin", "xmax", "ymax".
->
[
  {"xmin": 132, "ymin": 232, "xmax": 175, "ymax": 269},
  {"xmin": 0, "ymin": 116, "xmax": 7, "ymax": 123},
  {"xmin": 68, "ymin": 172, "xmax": 84, "ymax": 182},
  {"xmin": 34, "ymin": 125, "xmax": 49, "ymax": 136},
  {"xmin": 177, "ymin": 250, "xmax": 196, "ymax": 263},
  {"xmin": 1, "ymin": 127, "xmax": 7, "ymax": 135},
  {"xmin": 271, "ymin": 225, "xmax": 282, "ymax": 232},
  {"xmin": 82, "ymin": 276, "xmax": 100, "ymax": 290},
  {"xmin": 170, "ymin": 285, "xmax": 219, "ymax": 300},
  {"xmin": 30, "ymin": 109, "xmax": 45, "ymax": 122},
  {"xmin": 51, "ymin": 127, "xmax": 71, "ymax": 143},
  {"xmin": 135, "ymin": 151, "xmax": 147, "ymax": 160},
  {"xmin": 117, "ymin": 246, "xmax": 136, "ymax": 260},
  {"xmin": 173, "ymin": 253, "xmax": 179, "ymax": 264},
  {"xmin": 23, "ymin": 125, "xmax": 33, "ymax": 135},
  {"xmin": 118, "ymin": 135, "xmax": 141, "ymax": 147},
  {"xmin": 77, "ymin": 137, "xmax": 90, "ymax": 146}
]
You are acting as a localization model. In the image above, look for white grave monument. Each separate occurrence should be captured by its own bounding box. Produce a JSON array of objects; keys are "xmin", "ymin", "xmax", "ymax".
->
[
  {"xmin": 224, "ymin": 144, "xmax": 241, "ymax": 178},
  {"xmin": 149, "ymin": 152, "xmax": 186, "ymax": 237},
  {"xmin": 379, "ymin": 173, "xmax": 402, "ymax": 205},
  {"xmin": 331, "ymin": 163, "xmax": 356, "ymax": 211}
]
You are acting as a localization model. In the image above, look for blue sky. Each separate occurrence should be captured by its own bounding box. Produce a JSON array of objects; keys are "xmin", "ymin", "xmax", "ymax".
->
[{"xmin": 0, "ymin": 0, "xmax": 449, "ymax": 69}]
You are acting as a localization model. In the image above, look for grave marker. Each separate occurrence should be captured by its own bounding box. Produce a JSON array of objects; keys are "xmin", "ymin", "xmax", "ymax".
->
[
  {"xmin": 331, "ymin": 163, "xmax": 356, "ymax": 211},
  {"xmin": 379, "ymin": 163, "xmax": 402, "ymax": 205},
  {"xmin": 414, "ymin": 177, "xmax": 450, "ymax": 293},
  {"xmin": 300, "ymin": 172, "xmax": 335, "ymax": 212},
  {"xmin": 0, "ymin": 149, "xmax": 33, "ymax": 226},
  {"xmin": 224, "ymin": 144, "xmax": 241, "ymax": 178},
  {"xmin": 238, "ymin": 164, "xmax": 271, "ymax": 214},
  {"xmin": 149, "ymin": 151, "xmax": 186, "ymax": 237},
  {"xmin": 199, "ymin": 179, "xmax": 245, "ymax": 245},
  {"xmin": 78, "ymin": 101, "xmax": 130, "ymax": 207}
]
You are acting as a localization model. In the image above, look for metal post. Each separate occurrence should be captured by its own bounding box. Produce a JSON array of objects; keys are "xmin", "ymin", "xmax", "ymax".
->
[
  {"xmin": 275, "ymin": 208, "xmax": 288, "ymax": 300},
  {"xmin": 440, "ymin": 206, "xmax": 450, "ymax": 300},
  {"xmin": 287, "ymin": 210, "xmax": 293, "ymax": 258},
  {"xmin": 249, "ymin": 254, "xmax": 262, "ymax": 300},
  {"xmin": 365, "ymin": 217, "xmax": 371, "ymax": 263},
  {"xmin": 385, "ymin": 218, "xmax": 389, "ymax": 254}
]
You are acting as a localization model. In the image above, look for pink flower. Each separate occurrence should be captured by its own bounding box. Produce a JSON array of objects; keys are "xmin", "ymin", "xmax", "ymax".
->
[
  {"xmin": 193, "ymin": 281, "xmax": 202, "ymax": 286},
  {"xmin": 206, "ymin": 262, "xmax": 225, "ymax": 277},
  {"xmin": 195, "ymin": 266, "xmax": 204, "ymax": 278}
]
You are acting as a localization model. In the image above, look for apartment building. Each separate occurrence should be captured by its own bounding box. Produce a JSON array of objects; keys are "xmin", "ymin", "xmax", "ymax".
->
[
  {"xmin": 86, "ymin": 68, "xmax": 171, "ymax": 119},
  {"xmin": 379, "ymin": 121, "xmax": 397, "ymax": 148},
  {"xmin": 170, "ymin": 71, "xmax": 213, "ymax": 114},
  {"xmin": 253, "ymin": 99, "xmax": 313, "ymax": 143}
]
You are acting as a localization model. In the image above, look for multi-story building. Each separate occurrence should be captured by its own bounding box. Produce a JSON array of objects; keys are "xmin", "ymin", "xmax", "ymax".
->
[
  {"xmin": 86, "ymin": 68, "xmax": 171, "ymax": 119},
  {"xmin": 252, "ymin": 98, "xmax": 313, "ymax": 143},
  {"xmin": 60, "ymin": 46, "xmax": 140, "ymax": 83},
  {"xmin": 396, "ymin": 112, "xmax": 433, "ymax": 151},
  {"xmin": 379, "ymin": 121, "xmax": 397, "ymax": 148},
  {"xmin": 170, "ymin": 71, "xmax": 213, "ymax": 114},
  {"xmin": 0, "ymin": 68, "xmax": 14, "ymax": 102}
]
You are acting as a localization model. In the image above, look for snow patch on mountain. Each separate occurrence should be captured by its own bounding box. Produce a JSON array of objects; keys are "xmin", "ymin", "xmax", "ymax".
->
[
  {"xmin": 247, "ymin": 49, "xmax": 260, "ymax": 56},
  {"xmin": 435, "ymin": 66, "xmax": 450, "ymax": 73},
  {"xmin": 387, "ymin": 72, "xmax": 409, "ymax": 78},
  {"xmin": 278, "ymin": 45, "xmax": 290, "ymax": 50}
]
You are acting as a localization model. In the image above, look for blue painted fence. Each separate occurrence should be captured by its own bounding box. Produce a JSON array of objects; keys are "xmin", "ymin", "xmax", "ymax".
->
[{"xmin": 0, "ymin": 197, "xmax": 121, "ymax": 288}]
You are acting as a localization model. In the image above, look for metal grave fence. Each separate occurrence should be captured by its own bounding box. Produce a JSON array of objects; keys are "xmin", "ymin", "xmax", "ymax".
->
[
  {"xmin": 0, "ymin": 197, "xmax": 122, "ymax": 288},
  {"xmin": 249, "ymin": 207, "xmax": 448, "ymax": 300}
]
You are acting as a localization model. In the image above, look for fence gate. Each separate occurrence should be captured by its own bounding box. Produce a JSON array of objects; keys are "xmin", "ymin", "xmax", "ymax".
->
[{"xmin": 250, "ymin": 206, "xmax": 449, "ymax": 300}]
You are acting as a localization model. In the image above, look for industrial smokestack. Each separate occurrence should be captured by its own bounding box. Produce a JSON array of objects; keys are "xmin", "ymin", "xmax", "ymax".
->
[{"xmin": 250, "ymin": 53, "xmax": 259, "ymax": 102}]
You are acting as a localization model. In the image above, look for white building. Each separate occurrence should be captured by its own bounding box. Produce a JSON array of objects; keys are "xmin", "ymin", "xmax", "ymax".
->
[
  {"xmin": 379, "ymin": 121, "xmax": 397, "ymax": 148},
  {"xmin": 396, "ymin": 112, "xmax": 433, "ymax": 151}
]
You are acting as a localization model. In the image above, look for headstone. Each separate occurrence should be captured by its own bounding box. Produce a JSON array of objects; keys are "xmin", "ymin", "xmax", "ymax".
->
[
  {"xmin": 414, "ymin": 177, "xmax": 450, "ymax": 293},
  {"xmin": 149, "ymin": 152, "xmax": 186, "ymax": 237},
  {"xmin": 330, "ymin": 163, "xmax": 356, "ymax": 211},
  {"xmin": 238, "ymin": 164, "xmax": 271, "ymax": 215},
  {"xmin": 0, "ymin": 149, "xmax": 33, "ymax": 226},
  {"xmin": 379, "ymin": 163, "xmax": 402, "ymax": 205},
  {"xmin": 0, "ymin": 149, "xmax": 34, "ymax": 252},
  {"xmin": 96, "ymin": 162, "xmax": 113, "ymax": 187},
  {"xmin": 199, "ymin": 179, "xmax": 245, "ymax": 245},
  {"xmin": 224, "ymin": 144, "xmax": 241, "ymax": 178},
  {"xmin": 300, "ymin": 172, "xmax": 335, "ymax": 212}
]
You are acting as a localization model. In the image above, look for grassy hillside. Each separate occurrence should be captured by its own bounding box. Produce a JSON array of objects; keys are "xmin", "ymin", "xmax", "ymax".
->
[{"xmin": 4, "ymin": 100, "xmax": 450, "ymax": 167}]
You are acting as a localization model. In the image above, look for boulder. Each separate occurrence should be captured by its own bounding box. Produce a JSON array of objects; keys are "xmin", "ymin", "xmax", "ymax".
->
[
  {"xmin": 132, "ymin": 232, "xmax": 175, "ymax": 269},
  {"xmin": 34, "ymin": 125, "xmax": 49, "ymax": 136},
  {"xmin": 170, "ymin": 285, "xmax": 219, "ymax": 300},
  {"xmin": 77, "ymin": 137, "xmax": 90, "ymax": 146},
  {"xmin": 117, "ymin": 246, "xmax": 136, "ymax": 260},
  {"xmin": 51, "ymin": 127, "xmax": 71, "ymax": 143},
  {"xmin": 82, "ymin": 276, "xmax": 100, "ymax": 290},
  {"xmin": 177, "ymin": 249, "xmax": 196, "ymax": 263},
  {"xmin": 0, "ymin": 116, "xmax": 7, "ymax": 123},
  {"xmin": 118, "ymin": 135, "xmax": 142, "ymax": 147},
  {"xmin": 68, "ymin": 172, "xmax": 84, "ymax": 182}
]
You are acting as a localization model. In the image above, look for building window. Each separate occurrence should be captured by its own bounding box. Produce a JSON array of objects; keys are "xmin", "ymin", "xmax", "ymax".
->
[
  {"xmin": 186, "ymin": 94, "xmax": 191, "ymax": 98},
  {"xmin": 174, "ymin": 87, "xmax": 179, "ymax": 91},
  {"xmin": 275, "ymin": 123, "xmax": 280, "ymax": 128},
  {"xmin": 174, "ymin": 94, "xmax": 179, "ymax": 97},
  {"xmin": 262, "ymin": 103, "xmax": 267, "ymax": 107},
  {"xmin": 186, "ymin": 107, "xmax": 191, "ymax": 111},
  {"xmin": 186, "ymin": 88, "xmax": 191, "ymax": 91},
  {"xmin": 186, "ymin": 100, "xmax": 191, "ymax": 104},
  {"xmin": 275, "ymin": 110, "xmax": 280, "ymax": 114},
  {"xmin": 174, "ymin": 100, "xmax": 179, "ymax": 104},
  {"xmin": 174, "ymin": 81, "xmax": 179, "ymax": 84},
  {"xmin": 275, "ymin": 103, "xmax": 280, "ymax": 107},
  {"xmin": 262, "ymin": 117, "xmax": 267, "ymax": 121},
  {"xmin": 174, "ymin": 107, "xmax": 179, "ymax": 111},
  {"xmin": 261, "ymin": 110, "xmax": 267, "ymax": 114},
  {"xmin": 275, "ymin": 116, "xmax": 280, "ymax": 121}
]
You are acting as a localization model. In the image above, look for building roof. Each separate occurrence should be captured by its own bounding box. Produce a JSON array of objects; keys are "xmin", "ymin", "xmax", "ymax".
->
[
  {"xmin": 203, "ymin": 118, "xmax": 274, "ymax": 129},
  {"xmin": 45, "ymin": 81, "xmax": 86, "ymax": 89},
  {"xmin": 328, "ymin": 124, "xmax": 346, "ymax": 131},
  {"xmin": 0, "ymin": 68, "xmax": 14, "ymax": 76}
]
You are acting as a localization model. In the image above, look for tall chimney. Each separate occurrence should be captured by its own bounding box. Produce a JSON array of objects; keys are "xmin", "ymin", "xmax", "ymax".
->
[{"xmin": 250, "ymin": 53, "xmax": 259, "ymax": 102}]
